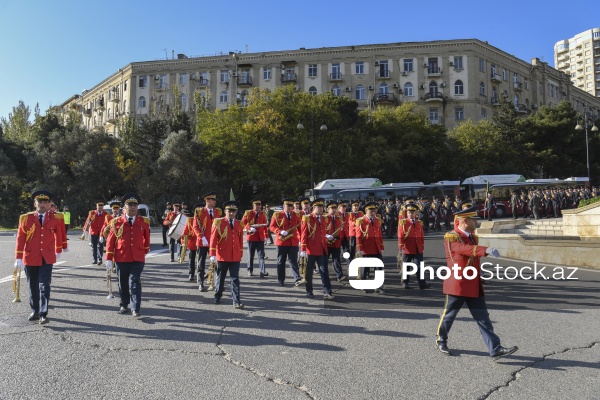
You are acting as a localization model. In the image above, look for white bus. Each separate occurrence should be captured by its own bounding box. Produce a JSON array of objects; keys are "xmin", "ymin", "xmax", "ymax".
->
[{"xmin": 305, "ymin": 178, "xmax": 382, "ymax": 200}]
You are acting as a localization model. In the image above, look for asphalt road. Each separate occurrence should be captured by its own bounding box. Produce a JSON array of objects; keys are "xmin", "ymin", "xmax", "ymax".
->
[{"xmin": 0, "ymin": 228, "xmax": 599, "ymax": 400}]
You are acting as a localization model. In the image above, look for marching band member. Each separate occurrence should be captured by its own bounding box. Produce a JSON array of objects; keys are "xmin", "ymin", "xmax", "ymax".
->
[
  {"xmin": 105, "ymin": 193, "xmax": 151, "ymax": 318},
  {"xmin": 242, "ymin": 199, "xmax": 269, "ymax": 277},
  {"xmin": 84, "ymin": 201, "xmax": 106, "ymax": 265},
  {"xmin": 270, "ymin": 198, "xmax": 303, "ymax": 286},
  {"xmin": 398, "ymin": 202, "xmax": 430, "ymax": 290},
  {"xmin": 299, "ymin": 198, "xmax": 334, "ymax": 300},
  {"xmin": 193, "ymin": 192, "xmax": 222, "ymax": 292},
  {"xmin": 161, "ymin": 202, "xmax": 173, "ymax": 246},
  {"xmin": 337, "ymin": 201, "xmax": 351, "ymax": 268},
  {"xmin": 436, "ymin": 206, "xmax": 517, "ymax": 358},
  {"xmin": 210, "ymin": 201, "xmax": 244, "ymax": 309},
  {"xmin": 49, "ymin": 202, "xmax": 68, "ymax": 252},
  {"xmin": 99, "ymin": 201, "xmax": 121, "ymax": 243},
  {"xmin": 355, "ymin": 202, "xmax": 385, "ymax": 293},
  {"xmin": 182, "ymin": 204, "xmax": 200, "ymax": 281},
  {"xmin": 163, "ymin": 202, "xmax": 181, "ymax": 262},
  {"xmin": 326, "ymin": 201, "xmax": 347, "ymax": 282},
  {"xmin": 347, "ymin": 201, "xmax": 364, "ymax": 263},
  {"xmin": 14, "ymin": 190, "xmax": 65, "ymax": 324}
]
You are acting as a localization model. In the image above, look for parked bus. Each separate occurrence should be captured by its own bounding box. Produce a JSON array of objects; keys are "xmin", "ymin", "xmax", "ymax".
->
[
  {"xmin": 460, "ymin": 174, "xmax": 526, "ymax": 199},
  {"xmin": 331, "ymin": 182, "xmax": 460, "ymax": 202},
  {"xmin": 304, "ymin": 178, "xmax": 382, "ymax": 200}
]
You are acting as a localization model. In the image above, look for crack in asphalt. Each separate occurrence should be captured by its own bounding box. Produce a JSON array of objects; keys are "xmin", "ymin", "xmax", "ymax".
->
[
  {"xmin": 479, "ymin": 341, "xmax": 600, "ymax": 399},
  {"xmin": 216, "ymin": 325, "xmax": 317, "ymax": 400}
]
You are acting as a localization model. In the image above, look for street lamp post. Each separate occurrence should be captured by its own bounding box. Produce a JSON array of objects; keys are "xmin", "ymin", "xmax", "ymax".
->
[
  {"xmin": 575, "ymin": 111, "xmax": 598, "ymax": 186},
  {"xmin": 297, "ymin": 110, "xmax": 327, "ymax": 191}
]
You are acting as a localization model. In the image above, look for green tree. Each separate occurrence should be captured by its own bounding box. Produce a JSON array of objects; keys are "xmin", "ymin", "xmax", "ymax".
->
[{"xmin": 1, "ymin": 101, "xmax": 34, "ymax": 144}]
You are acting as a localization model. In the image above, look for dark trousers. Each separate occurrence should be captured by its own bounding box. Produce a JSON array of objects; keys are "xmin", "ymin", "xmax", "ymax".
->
[
  {"xmin": 436, "ymin": 294, "xmax": 501, "ymax": 355},
  {"xmin": 305, "ymin": 254, "xmax": 332, "ymax": 295},
  {"xmin": 90, "ymin": 234, "xmax": 104, "ymax": 262},
  {"xmin": 188, "ymin": 249, "xmax": 197, "ymax": 276},
  {"xmin": 25, "ymin": 261, "xmax": 53, "ymax": 316},
  {"xmin": 486, "ymin": 207, "xmax": 493, "ymax": 221},
  {"xmin": 360, "ymin": 253, "xmax": 383, "ymax": 287},
  {"xmin": 349, "ymin": 236, "xmax": 357, "ymax": 262},
  {"xmin": 512, "ymin": 207, "xmax": 518, "ymax": 219},
  {"xmin": 247, "ymin": 241, "xmax": 266, "ymax": 274},
  {"xmin": 267, "ymin": 229, "xmax": 274, "ymax": 245},
  {"xmin": 215, "ymin": 261, "xmax": 241, "ymax": 304},
  {"xmin": 162, "ymin": 225, "xmax": 169, "ymax": 245},
  {"xmin": 276, "ymin": 245, "xmax": 300, "ymax": 284},
  {"xmin": 328, "ymin": 247, "xmax": 344, "ymax": 278},
  {"xmin": 341, "ymin": 238, "xmax": 350, "ymax": 268},
  {"xmin": 402, "ymin": 253, "xmax": 427, "ymax": 288},
  {"xmin": 197, "ymin": 247, "xmax": 209, "ymax": 284},
  {"xmin": 65, "ymin": 224, "xmax": 69, "ymax": 232},
  {"xmin": 169, "ymin": 238, "xmax": 178, "ymax": 260},
  {"xmin": 116, "ymin": 261, "xmax": 144, "ymax": 312}
]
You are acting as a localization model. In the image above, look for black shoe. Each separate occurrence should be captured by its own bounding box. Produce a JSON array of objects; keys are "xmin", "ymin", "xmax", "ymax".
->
[
  {"xmin": 234, "ymin": 303, "xmax": 244, "ymax": 309},
  {"xmin": 420, "ymin": 283, "xmax": 431, "ymax": 290},
  {"xmin": 375, "ymin": 288, "xmax": 386, "ymax": 294},
  {"xmin": 132, "ymin": 311, "xmax": 141, "ymax": 318},
  {"xmin": 323, "ymin": 293, "xmax": 335, "ymax": 300},
  {"xmin": 403, "ymin": 284, "xmax": 410, "ymax": 289},
  {"xmin": 28, "ymin": 312, "xmax": 39, "ymax": 321},
  {"xmin": 337, "ymin": 276, "xmax": 348, "ymax": 282},
  {"xmin": 91, "ymin": 260, "xmax": 97, "ymax": 265},
  {"xmin": 247, "ymin": 270, "xmax": 253, "ymax": 277},
  {"xmin": 437, "ymin": 344, "xmax": 452, "ymax": 356},
  {"xmin": 294, "ymin": 280, "xmax": 303, "ymax": 287},
  {"xmin": 188, "ymin": 275, "xmax": 194, "ymax": 281},
  {"xmin": 162, "ymin": 243, "xmax": 168, "ymax": 247},
  {"xmin": 260, "ymin": 272, "xmax": 265, "ymax": 278},
  {"xmin": 118, "ymin": 307, "xmax": 130, "ymax": 315},
  {"xmin": 262, "ymin": 272, "xmax": 269, "ymax": 276},
  {"xmin": 491, "ymin": 346, "xmax": 518, "ymax": 359},
  {"xmin": 170, "ymin": 258, "xmax": 175, "ymax": 262},
  {"xmin": 306, "ymin": 292, "xmax": 315, "ymax": 298},
  {"xmin": 199, "ymin": 284, "xmax": 207, "ymax": 292},
  {"xmin": 39, "ymin": 316, "xmax": 50, "ymax": 325},
  {"xmin": 278, "ymin": 282, "xmax": 285, "ymax": 287},
  {"xmin": 214, "ymin": 298, "xmax": 221, "ymax": 304}
]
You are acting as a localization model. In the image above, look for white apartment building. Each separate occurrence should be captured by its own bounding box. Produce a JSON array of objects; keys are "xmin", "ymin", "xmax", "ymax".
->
[
  {"xmin": 554, "ymin": 28, "xmax": 600, "ymax": 97},
  {"xmin": 55, "ymin": 39, "xmax": 600, "ymax": 136}
]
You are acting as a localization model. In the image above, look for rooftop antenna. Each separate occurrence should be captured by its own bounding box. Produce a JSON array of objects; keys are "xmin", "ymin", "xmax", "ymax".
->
[{"xmin": 163, "ymin": 49, "xmax": 168, "ymax": 60}]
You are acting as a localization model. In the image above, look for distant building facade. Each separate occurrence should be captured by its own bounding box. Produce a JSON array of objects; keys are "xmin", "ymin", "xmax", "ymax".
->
[{"xmin": 554, "ymin": 28, "xmax": 600, "ymax": 97}]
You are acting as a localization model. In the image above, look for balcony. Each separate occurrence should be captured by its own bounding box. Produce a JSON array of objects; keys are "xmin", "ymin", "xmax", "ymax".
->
[
  {"xmin": 426, "ymin": 67, "xmax": 442, "ymax": 77},
  {"xmin": 515, "ymin": 104, "xmax": 529, "ymax": 114},
  {"xmin": 84, "ymin": 108, "xmax": 92, "ymax": 116},
  {"xmin": 154, "ymin": 83, "xmax": 167, "ymax": 91},
  {"xmin": 329, "ymin": 72, "xmax": 343, "ymax": 81},
  {"xmin": 376, "ymin": 69, "xmax": 390, "ymax": 79},
  {"xmin": 491, "ymin": 96, "xmax": 500, "ymax": 106},
  {"xmin": 372, "ymin": 93, "xmax": 398, "ymax": 105},
  {"xmin": 558, "ymin": 53, "xmax": 569, "ymax": 61},
  {"xmin": 281, "ymin": 72, "xmax": 298, "ymax": 83},
  {"xmin": 108, "ymin": 92, "xmax": 119, "ymax": 102},
  {"xmin": 428, "ymin": 116, "xmax": 443, "ymax": 125},
  {"xmin": 491, "ymin": 73, "xmax": 502, "ymax": 83},
  {"xmin": 513, "ymin": 82, "xmax": 523, "ymax": 91},
  {"xmin": 424, "ymin": 92, "xmax": 445, "ymax": 102},
  {"xmin": 595, "ymin": 58, "xmax": 600, "ymax": 65},
  {"xmin": 198, "ymin": 78, "xmax": 209, "ymax": 87},
  {"xmin": 96, "ymin": 100, "xmax": 105, "ymax": 111},
  {"xmin": 237, "ymin": 75, "xmax": 253, "ymax": 87}
]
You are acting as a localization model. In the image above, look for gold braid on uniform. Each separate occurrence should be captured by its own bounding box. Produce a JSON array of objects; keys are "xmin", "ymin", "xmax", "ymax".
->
[
  {"xmin": 214, "ymin": 218, "xmax": 228, "ymax": 243},
  {"xmin": 303, "ymin": 215, "xmax": 317, "ymax": 239},
  {"xmin": 110, "ymin": 218, "xmax": 124, "ymax": 239},
  {"xmin": 21, "ymin": 213, "xmax": 36, "ymax": 242}
]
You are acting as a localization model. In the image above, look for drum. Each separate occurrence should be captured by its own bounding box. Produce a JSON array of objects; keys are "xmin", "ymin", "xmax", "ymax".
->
[{"xmin": 167, "ymin": 214, "xmax": 187, "ymax": 241}]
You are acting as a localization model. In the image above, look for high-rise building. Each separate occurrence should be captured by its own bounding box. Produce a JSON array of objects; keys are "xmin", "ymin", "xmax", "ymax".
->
[
  {"xmin": 55, "ymin": 39, "xmax": 600, "ymax": 136},
  {"xmin": 554, "ymin": 28, "xmax": 600, "ymax": 96}
]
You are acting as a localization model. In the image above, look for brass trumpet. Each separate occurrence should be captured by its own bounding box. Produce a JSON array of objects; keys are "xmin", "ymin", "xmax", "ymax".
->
[
  {"xmin": 299, "ymin": 254, "xmax": 307, "ymax": 283},
  {"xmin": 12, "ymin": 266, "xmax": 21, "ymax": 303},
  {"xmin": 280, "ymin": 223, "xmax": 300, "ymax": 241},
  {"xmin": 106, "ymin": 267, "xmax": 114, "ymax": 299},
  {"xmin": 207, "ymin": 259, "xmax": 217, "ymax": 291},
  {"xmin": 179, "ymin": 235, "xmax": 188, "ymax": 263}
]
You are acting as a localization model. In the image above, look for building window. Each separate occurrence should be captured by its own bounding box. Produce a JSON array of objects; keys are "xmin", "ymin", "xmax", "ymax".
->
[
  {"xmin": 403, "ymin": 58, "xmax": 413, "ymax": 72},
  {"xmin": 123, "ymin": 100, "xmax": 126, "ymax": 113},
  {"xmin": 138, "ymin": 96, "xmax": 146, "ymax": 108},
  {"xmin": 158, "ymin": 74, "xmax": 167, "ymax": 89},
  {"xmin": 429, "ymin": 108, "xmax": 439, "ymax": 122},
  {"xmin": 524, "ymin": 79, "xmax": 529, "ymax": 89},
  {"xmin": 514, "ymin": 95, "xmax": 519, "ymax": 108},
  {"xmin": 513, "ymin": 72, "xmax": 519, "ymax": 83},
  {"xmin": 308, "ymin": 64, "xmax": 318, "ymax": 77},
  {"xmin": 355, "ymin": 85, "xmax": 365, "ymax": 100},
  {"xmin": 455, "ymin": 107, "xmax": 464, "ymax": 121},
  {"xmin": 263, "ymin": 67, "xmax": 272, "ymax": 80},
  {"xmin": 479, "ymin": 82, "xmax": 485, "ymax": 96},
  {"xmin": 332, "ymin": 85, "xmax": 341, "ymax": 96},
  {"xmin": 220, "ymin": 70, "xmax": 229, "ymax": 83},
  {"xmin": 453, "ymin": 56, "xmax": 463, "ymax": 70},
  {"xmin": 479, "ymin": 58, "xmax": 485, "ymax": 72},
  {"xmin": 139, "ymin": 76, "xmax": 147, "ymax": 88},
  {"xmin": 503, "ymin": 69, "xmax": 507, "ymax": 81},
  {"xmin": 378, "ymin": 60, "xmax": 389, "ymax": 77},
  {"xmin": 124, "ymin": 82, "xmax": 127, "ymax": 91},
  {"xmin": 181, "ymin": 94, "xmax": 186, "ymax": 107},
  {"xmin": 355, "ymin": 62, "xmax": 364, "ymax": 74},
  {"xmin": 179, "ymin": 74, "xmax": 187, "ymax": 85},
  {"xmin": 331, "ymin": 63, "xmax": 341, "ymax": 80},
  {"xmin": 379, "ymin": 82, "xmax": 388, "ymax": 94},
  {"xmin": 429, "ymin": 81, "xmax": 439, "ymax": 96},
  {"xmin": 481, "ymin": 108, "xmax": 487, "ymax": 119},
  {"xmin": 219, "ymin": 91, "xmax": 228, "ymax": 103},
  {"xmin": 308, "ymin": 86, "xmax": 317, "ymax": 96},
  {"xmin": 403, "ymin": 82, "xmax": 413, "ymax": 96},
  {"xmin": 454, "ymin": 80, "xmax": 464, "ymax": 95}
]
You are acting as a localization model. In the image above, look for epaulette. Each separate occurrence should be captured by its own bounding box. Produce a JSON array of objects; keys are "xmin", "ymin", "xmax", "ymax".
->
[
  {"xmin": 19, "ymin": 213, "xmax": 29, "ymax": 225},
  {"xmin": 143, "ymin": 217, "xmax": 150, "ymax": 225},
  {"xmin": 302, "ymin": 215, "xmax": 310, "ymax": 222},
  {"xmin": 214, "ymin": 217, "xmax": 225, "ymax": 222},
  {"xmin": 243, "ymin": 210, "xmax": 250, "ymax": 217},
  {"xmin": 444, "ymin": 232, "xmax": 460, "ymax": 242},
  {"xmin": 88, "ymin": 210, "xmax": 95, "ymax": 216},
  {"xmin": 215, "ymin": 208, "xmax": 222, "ymax": 212},
  {"xmin": 323, "ymin": 216, "xmax": 329, "ymax": 223},
  {"xmin": 110, "ymin": 218, "xmax": 118, "ymax": 227},
  {"xmin": 273, "ymin": 211, "xmax": 280, "ymax": 218},
  {"xmin": 399, "ymin": 219, "xmax": 406, "ymax": 225},
  {"xmin": 55, "ymin": 213, "xmax": 64, "ymax": 220},
  {"xmin": 295, "ymin": 211, "xmax": 302, "ymax": 217},
  {"xmin": 356, "ymin": 217, "xmax": 364, "ymax": 226},
  {"xmin": 417, "ymin": 220, "xmax": 423, "ymax": 225}
]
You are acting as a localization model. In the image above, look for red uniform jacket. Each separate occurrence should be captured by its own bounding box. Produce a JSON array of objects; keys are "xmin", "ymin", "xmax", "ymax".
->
[
  {"xmin": 339, "ymin": 212, "xmax": 350, "ymax": 240},
  {"xmin": 100, "ymin": 214, "xmax": 117, "ymax": 239},
  {"xmin": 193, "ymin": 207, "xmax": 222, "ymax": 248},
  {"xmin": 105, "ymin": 215, "xmax": 151, "ymax": 262},
  {"xmin": 209, "ymin": 217, "xmax": 243, "ymax": 262},
  {"xmin": 163, "ymin": 210, "xmax": 180, "ymax": 227},
  {"xmin": 397, "ymin": 218, "xmax": 424, "ymax": 254},
  {"xmin": 348, "ymin": 211, "xmax": 364, "ymax": 237},
  {"xmin": 242, "ymin": 210, "xmax": 268, "ymax": 242},
  {"xmin": 442, "ymin": 229, "xmax": 488, "ymax": 298},
  {"xmin": 15, "ymin": 212, "xmax": 63, "ymax": 266},
  {"xmin": 85, "ymin": 210, "xmax": 106, "ymax": 235},
  {"xmin": 269, "ymin": 211, "xmax": 302, "ymax": 246},
  {"xmin": 300, "ymin": 214, "xmax": 329, "ymax": 256},
  {"xmin": 356, "ymin": 215, "xmax": 384, "ymax": 255},
  {"xmin": 49, "ymin": 210, "xmax": 68, "ymax": 250},
  {"xmin": 326, "ymin": 214, "xmax": 346, "ymax": 249},
  {"xmin": 181, "ymin": 217, "xmax": 198, "ymax": 251}
]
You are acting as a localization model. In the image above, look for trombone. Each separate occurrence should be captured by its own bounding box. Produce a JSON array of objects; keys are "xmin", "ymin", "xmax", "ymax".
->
[
  {"xmin": 299, "ymin": 253, "xmax": 307, "ymax": 284},
  {"xmin": 12, "ymin": 266, "xmax": 21, "ymax": 303},
  {"xmin": 106, "ymin": 267, "xmax": 114, "ymax": 299}
]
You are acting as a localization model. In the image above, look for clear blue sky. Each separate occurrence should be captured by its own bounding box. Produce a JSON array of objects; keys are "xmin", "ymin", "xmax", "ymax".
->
[{"xmin": 1, "ymin": 0, "xmax": 599, "ymax": 121}]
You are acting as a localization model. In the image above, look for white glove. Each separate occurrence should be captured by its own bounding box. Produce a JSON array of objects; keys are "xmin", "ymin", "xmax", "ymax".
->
[
  {"xmin": 106, "ymin": 260, "xmax": 113, "ymax": 270},
  {"xmin": 486, "ymin": 247, "xmax": 500, "ymax": 258},
  {"xmin": 264, "ymin": 239, "xmax": 269, "ymax": 245},
  {"xmin": 202, "ymin": 237, "xmax": 209, "ymax": 247},
  {"xmin": 326, "ymin": 234, "xmax": 334, "ymax": 241},
  {"xmin": 55, "ymin": 253, "xmax": 61, "ymax": 260},
  {"xmin": 63, "ymin": 247, "xmax": 70, "ymax": 253},
  {"xmin": 209, "ymin": 256, "xmax": 216, "ymax": 263},
  {"xmin": 14, "ymin": 259, "xmax": 23, "ymax": 270},
  {"xmin": 300, "ymin": 251, "xmax": 306, "ymax": 258},
  {"xmin": 249, "ymin": 227, "xmax": 256, "ymax": 234},
  {"xmin": 280, "ymin": 230, "xmax": 288, "ymax": 237},
  {"xmin": 99, "ymin": 236, "xmax": 104, "ymax": 244}
]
